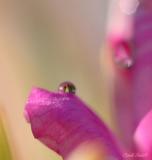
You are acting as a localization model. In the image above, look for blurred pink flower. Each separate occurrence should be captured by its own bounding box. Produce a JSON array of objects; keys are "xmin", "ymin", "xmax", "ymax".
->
[{"xmin": 105, "ymin": 1, "xmax": 152, "ymax": 159}]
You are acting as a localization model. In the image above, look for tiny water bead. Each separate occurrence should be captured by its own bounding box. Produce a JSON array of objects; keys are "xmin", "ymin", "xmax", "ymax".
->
[
  {"xmin": 58, "ymin": 81, "xmax": 76, "ymax": 94},
  {"xmin": 113, "ymin": 40, "xmax": 134, "ymax": 69}
]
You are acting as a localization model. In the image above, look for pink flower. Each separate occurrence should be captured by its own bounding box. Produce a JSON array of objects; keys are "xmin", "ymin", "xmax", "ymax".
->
[
  {"xmin": 24, "ymin": 1, "xmax": 152, "ymax": 159},
  {"xmin": 24, "ymin": 84, "xmax": 123, "ymax": 159},
  {"xmin": 24, "ymin": 81, "xmax": 152, "ymax": 160}
]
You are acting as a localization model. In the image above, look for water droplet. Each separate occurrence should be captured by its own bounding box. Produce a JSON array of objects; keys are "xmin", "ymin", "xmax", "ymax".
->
[
  {"xmin": 58, "ymin": 81, "xmax": 76, "ymax": 94},
  {"xmin": 114, "ymin": 41, "xmax": 133, "ymax": 69}
]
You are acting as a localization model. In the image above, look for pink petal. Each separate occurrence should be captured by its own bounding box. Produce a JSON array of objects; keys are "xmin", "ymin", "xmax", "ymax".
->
[
  {"xmin": 108, "ymin": 37, "xmax": 135, "ymax": 151},
  {"xmin": 107, "ymin": 0, "xmax": 152, "ymax": 152},
  {"xmin": 112, "ymin": 66, "xmax": 134, "ymax": 151},
  {"xmin": 132, "ymin": 1, "xmax": 152, "ymax": 127},
  {"xmin": 24, "ymin": 87, "xmax": 123, "ymax": 159},
  {"xmin": 134, "ymin": 110, "xmax": 152, "ymax": 160},
  {"xmin": 106, "ymin": 1, "xmax": 135, "ymax": 148}
]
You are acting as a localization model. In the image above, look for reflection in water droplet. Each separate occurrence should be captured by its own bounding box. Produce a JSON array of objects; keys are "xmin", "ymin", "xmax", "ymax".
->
[
  {"xmin": 58, "ymin": 81, "xmax": 76, "ymax": 94},
  {"xmin": 114, "ymin": 41, "xmax": 133, "ymax": 69},
  {"xmin": 119, "ymin": 0, "xmax": 140, "ymax": 15}
]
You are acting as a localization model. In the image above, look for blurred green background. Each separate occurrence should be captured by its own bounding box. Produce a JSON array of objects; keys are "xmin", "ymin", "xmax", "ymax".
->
[{"xmin": 0, "ymin": 0, "xmax": 112, "ymax": 160}]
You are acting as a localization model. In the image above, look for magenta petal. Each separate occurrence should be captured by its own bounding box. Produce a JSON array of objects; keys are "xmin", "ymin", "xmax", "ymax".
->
[
  {"xmin": 24, "ymin": 87, "xmax": 123, "ymax": 159},
  {"xmin": 134, "ymin": 110, "xmax": 152, "ymax": 160},
  {"xmin": 108, "ymin": 2, "xmax": 152, "ymax": 151}
]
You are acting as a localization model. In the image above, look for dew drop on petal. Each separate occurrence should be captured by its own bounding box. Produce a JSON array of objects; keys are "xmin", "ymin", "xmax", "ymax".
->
[
  {"xmin": 114, "ymin": 41, "xmax": 133, "ymax": 69},
  {"xmin": 58, "ymin": 81, "xmax": 76, "ymax": 94}
]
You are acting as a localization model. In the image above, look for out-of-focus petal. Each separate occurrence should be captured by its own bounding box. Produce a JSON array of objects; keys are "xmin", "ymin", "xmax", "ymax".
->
[
  {"xmin": 107, "ymin": 37, "xmax": 134, "ymax": 151},
  {"xmin": 106, "ymin": 0, "xmax": 135, "ymax": 151},
  {"xmin": 134, "ymin": 110, "xmax": 152, "ymax": 160},
  {"xmin": 24, "ymin": 87, "xmax": 123, "ymax": 159},
  {"xmin": 106, "ymin": 0, "xmax": 152, "ymax": 153}
]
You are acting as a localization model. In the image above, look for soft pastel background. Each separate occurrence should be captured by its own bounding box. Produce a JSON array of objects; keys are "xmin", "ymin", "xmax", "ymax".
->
[{"xmin": 0, "ymin": 0, "xmax": 111, "ymax": 160}]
